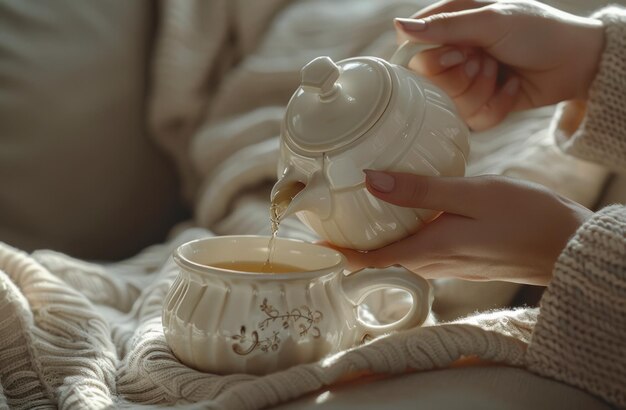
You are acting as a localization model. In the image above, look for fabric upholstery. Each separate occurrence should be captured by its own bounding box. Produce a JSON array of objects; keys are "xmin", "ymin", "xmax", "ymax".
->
[{"xmin": 0, "ymin": 0, "xmax": 187, "ymax": 260}]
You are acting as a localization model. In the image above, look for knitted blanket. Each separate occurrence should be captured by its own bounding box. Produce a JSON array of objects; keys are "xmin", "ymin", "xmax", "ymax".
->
[
  {"xmin": 0, "ymin": 232, "xmax": 539, "ymax": 409},
  {"xmin": 0, "ymin": 0, "xmax": 614, "ymax": 408}
]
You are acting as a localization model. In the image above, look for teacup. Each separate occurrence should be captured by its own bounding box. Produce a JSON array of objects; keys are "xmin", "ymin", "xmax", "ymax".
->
[{"xmin": 162, "ymin": 235, "xmax": 432, "ymax": 375}]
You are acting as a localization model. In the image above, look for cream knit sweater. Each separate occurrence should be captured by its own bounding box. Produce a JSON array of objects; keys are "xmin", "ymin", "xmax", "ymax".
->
[{"xmin": 525, "ymin": 7, "xmax": 626, "ymax": 407}]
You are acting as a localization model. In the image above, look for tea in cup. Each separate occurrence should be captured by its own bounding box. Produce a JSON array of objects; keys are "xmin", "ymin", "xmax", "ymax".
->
[{"xmin": 162, "ymin": 235, "xmax": 432, "ymax": 375}]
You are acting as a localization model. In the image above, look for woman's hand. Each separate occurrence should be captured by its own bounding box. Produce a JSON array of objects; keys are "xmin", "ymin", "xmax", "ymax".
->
[
  {"xmin": 394, "ymin": 0, "xmax": 605, "ymax": 131},
  {"xmin": 339, "ymin": 170, "xmax": 592, "ymax": 286}
]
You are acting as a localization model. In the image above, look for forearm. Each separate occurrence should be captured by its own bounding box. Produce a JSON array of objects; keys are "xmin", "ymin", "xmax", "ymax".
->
[
  {"xmin": 525, "ymin": 205, "xmax": 626, "ymax": 408},
  {"xmin": 552, "ymin": 6, "xmax": 626, "ymax": 173}
]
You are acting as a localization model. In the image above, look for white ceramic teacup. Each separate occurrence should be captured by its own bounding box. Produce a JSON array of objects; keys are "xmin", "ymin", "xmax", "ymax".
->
[{"xmin": 162, "ymin": 235, "xmax": 432, "ymax": 375}]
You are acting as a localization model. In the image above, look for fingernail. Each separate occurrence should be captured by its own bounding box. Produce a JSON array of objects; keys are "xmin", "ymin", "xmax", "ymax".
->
[
  {"xmin": 394, "ymin": 18, "xmax": 427, "ymax": 32},
  {"xmin": 440, "ymin": 50, "xmax": 465, "ymax": 67},
  {"xmin": 464, "ymin": 59, "xmax": 480, "ymax": 78},
  {"xmin": 505, "ymin": 77, "xmax": 520, "ymax": 95},
  {"xmin": 483, "ymin": 58, "xmax": 497, "ymax": 77},
  {"xmin": 364, "ymin": 169, "xmax": 395, "ymax": 193}
]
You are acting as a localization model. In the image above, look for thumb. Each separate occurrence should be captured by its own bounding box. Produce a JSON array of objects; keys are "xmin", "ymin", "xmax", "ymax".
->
[
  {"xmin": 363, "ymin": 170, "xmax": 490, "ymax": 218},
  {"xmin": 394, "ymin": 7, "xmax": 505, "ymax": 48}
]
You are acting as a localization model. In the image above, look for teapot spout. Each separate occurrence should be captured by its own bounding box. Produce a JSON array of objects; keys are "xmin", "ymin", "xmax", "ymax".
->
[{"xmin": 271, "ymin": 171, "xmax": 332, "ymax": 222}]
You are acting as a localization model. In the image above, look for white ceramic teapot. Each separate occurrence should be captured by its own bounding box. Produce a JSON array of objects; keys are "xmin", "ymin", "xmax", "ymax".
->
[{"xmin": 271, "ymin": 42, "xmax": 470, "ymax": 251}]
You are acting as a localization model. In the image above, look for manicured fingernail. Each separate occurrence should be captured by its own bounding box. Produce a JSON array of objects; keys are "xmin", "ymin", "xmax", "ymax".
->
[
  {"xmin": 364, "ymin": 170, "xmax": 395, "ymax": 193},
  {"xmin": 394, "ymin": 18, "xmax": 427, "ymax": 32},
  {"xmin": 505, "ymin": 77, "xmax": 520, "ymax": 95},
  {"xmin": 464, "ymin": 59, "xmax": 480, "ymax": 78},
  {"xmin": 440, "ymin": 50, "xmax": 465, "ymax": 67},
  {"xmin": 483, "ymin": 58, "xmax": 497, "ymax": 77}
]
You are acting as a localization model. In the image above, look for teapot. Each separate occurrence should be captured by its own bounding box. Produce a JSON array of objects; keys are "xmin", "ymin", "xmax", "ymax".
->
[{"xmin": 271, "ymin": 41, "xmax": 470, "ymax": 251}]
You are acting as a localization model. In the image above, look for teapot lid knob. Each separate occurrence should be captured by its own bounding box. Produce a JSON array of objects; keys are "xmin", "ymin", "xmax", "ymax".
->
[
  {"xmin": 300, "ymin": 57, "xmax": 340, "ymax": 97},
  {"xmin": 285, "ymin": 56, "xmax": 393, "ymax": 154}
]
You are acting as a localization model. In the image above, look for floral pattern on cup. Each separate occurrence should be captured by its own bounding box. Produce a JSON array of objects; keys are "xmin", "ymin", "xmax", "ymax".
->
[{"xmin": 231, "ymin": 298, "xmax": 323, "ymax": 356}]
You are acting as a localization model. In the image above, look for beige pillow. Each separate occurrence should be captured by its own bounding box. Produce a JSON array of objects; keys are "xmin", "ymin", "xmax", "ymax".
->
[{"xmin": 0, "ymin": 0, "xmax": 187, "ymax": 260}]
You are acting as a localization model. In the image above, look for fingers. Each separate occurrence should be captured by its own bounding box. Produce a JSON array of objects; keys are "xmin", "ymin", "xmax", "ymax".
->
[
  {"xmin": 340, "ymin": 213, "xmax": 476, "ymax": 278},
  {"xmin": 465, "ymin": 76, "xmax": 520, "ymax": 131},
  {"xmin": 410, "ymin": 0, "xmax": 492, "ymax": 19},
  {"xmin": 423, "ymin": 55, "xmax": 481, "ymax": 98},
  {"xmin": 453, "ymin": 56, "xmax": 498, "ymax": 119},
  {"xmin": 395, "ymin": 7, "xmax": 507, "ymax": 48},
  {"xmin": 409, "ymin": 48, "xmax": 519, "ymax": 130},
  {"xmin": 363, "ymin": 171, "xmax": 494, "ymax": 218},
  {"xmin": 407, "ymin": 45, "xmax": 486, "ymax": 100},
  {"xmin": 408, "ymin": 45, "xmax": 471, "ymax": 76},
  {"xmin": 394, "ymin": 2, "xmax": 519, "ymax": 129}
]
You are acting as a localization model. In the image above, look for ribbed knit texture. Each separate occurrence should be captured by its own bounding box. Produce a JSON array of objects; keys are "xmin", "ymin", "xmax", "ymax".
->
[
  {"xmin": 0, "ymin": 236, "xmax": 535, "ymax": 409},
  {"xmin": 526, "ymin": 7, "xmax": 626, "ymax": 408},
  {"xmin": 526, "ymin": 206, "xmax": 626, "ymax": 408},
  {"xmin": 554, "ymin": 7, "xmax": 626, "ymax": 173},
  {"xmin": 0, "ymin": 246, "xmax": 117, "ymax": 409}
]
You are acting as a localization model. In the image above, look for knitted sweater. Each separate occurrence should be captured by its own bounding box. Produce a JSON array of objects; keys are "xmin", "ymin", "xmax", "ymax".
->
[{"xmin": 525, "ymin": 7, "xmax": 626, "ymax": 408}]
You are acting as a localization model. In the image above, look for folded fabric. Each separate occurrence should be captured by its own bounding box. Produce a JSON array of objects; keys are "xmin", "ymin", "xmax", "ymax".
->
[{"xmin": 0, "ymin": 234, "xmax": 538, "ymax": 409}]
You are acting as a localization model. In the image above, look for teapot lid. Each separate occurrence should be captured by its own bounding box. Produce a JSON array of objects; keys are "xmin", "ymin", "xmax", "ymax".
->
[{"xmin": 284, "ymin": 56, "xmax": 392, "ymax": 153}]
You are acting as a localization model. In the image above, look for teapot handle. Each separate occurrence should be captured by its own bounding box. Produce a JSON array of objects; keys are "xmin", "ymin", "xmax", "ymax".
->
[{"xmin": 389, "ymin": 40, "xmax": 438, "ymax": 68}]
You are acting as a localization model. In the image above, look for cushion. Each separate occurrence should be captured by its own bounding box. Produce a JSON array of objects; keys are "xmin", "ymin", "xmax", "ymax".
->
[{"xmin": 0, "ymin": 0, "xmax": 187, "ymax": 260}]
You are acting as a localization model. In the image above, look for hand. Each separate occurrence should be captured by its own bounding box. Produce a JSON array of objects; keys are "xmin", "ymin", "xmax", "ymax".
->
[
  {"xmin": 339, "ymin": 170, "xmax": 592, "ymax": 286},
  {"xmin": 394, "ymin": 0, "xmax": 605, "ymax": 131}
]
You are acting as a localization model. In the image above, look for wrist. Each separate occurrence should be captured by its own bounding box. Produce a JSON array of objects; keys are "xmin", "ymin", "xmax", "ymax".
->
[{"xmin": 575, "ymin": 18, "xmax": 605, "ymax": 100}]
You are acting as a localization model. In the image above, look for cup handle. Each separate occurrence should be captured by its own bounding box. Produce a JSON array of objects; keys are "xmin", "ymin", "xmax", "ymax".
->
[
  {"xmin": 389, "ymin": 40, "xmax": 439, "ymax": 68},
  {"xmin": 340, "ymin": 265, "xmax": 433, "ymax": 338}
]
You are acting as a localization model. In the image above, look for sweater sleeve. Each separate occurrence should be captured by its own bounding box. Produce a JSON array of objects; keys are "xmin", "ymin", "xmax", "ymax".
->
[
  {"xmin": 551, "ymin": 7, "xmax": 626, "ymax": 173},
  {"xmin": 525, "ymin": 205, "xmax": 626, "ymax": 408},
  {"xmin": 528, "ymin": 9, "xmax": 626, "ymax": 406}
]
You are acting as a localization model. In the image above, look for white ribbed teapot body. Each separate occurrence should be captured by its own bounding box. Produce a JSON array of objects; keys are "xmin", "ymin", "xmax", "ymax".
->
[{"xmin": 276, "ymin": 54, "xmax": 470, "ymax": 251}]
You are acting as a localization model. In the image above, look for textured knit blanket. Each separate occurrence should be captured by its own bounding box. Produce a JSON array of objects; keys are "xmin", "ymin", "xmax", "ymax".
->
[
  {"xmin": 0, "ymin": 0, "xmax": 613, "ymax": 408},
  {"xmin": 0, "ymin": 232, "xmax": 541, "ymax": 409}
]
